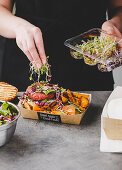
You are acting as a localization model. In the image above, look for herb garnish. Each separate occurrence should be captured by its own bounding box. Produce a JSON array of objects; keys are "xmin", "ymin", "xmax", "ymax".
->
[
  {"xmin": 71, "ymin": 35, "xmax": 118, "ymax": 66},
  {"xmin": 29, "ymin": 56, "xmax": 51, "ymax": 82}
]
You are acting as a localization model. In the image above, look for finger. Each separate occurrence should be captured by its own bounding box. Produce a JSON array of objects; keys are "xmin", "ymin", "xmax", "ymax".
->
[
  {"xmin": 102, "ymin": 21, "xmax": 122, "ymax": 38},
  {"xmin": 22, "ymin": 40, "xmax": 33, "ymax": 61},
  {"xmin": 16, "ymin": 39, "xmax": 37, "ymax": 68},
  {"xmin": 33, "ymin": 27, "xmax": 47, "ymax": 64},
  {"xmin": 16, "ymin": 39, "xmax": 23, "ymax": 50},
  {"xmin": 26, "ymin": 35, "xmax": 42, "ymax": 69},
  {"xmin": 106, "ymin": 26, "xmax": 121, "ymax": 39},
  {"xmin": 104, "ymin": 27, "xmax": 122, "ymax": 48},
  {"xmin": 22, "ymin": 40, "xmax": 37, "ymax": 69}
]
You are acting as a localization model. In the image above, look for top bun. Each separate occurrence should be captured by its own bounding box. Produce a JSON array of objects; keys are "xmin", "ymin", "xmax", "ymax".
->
[{"xmin": 0, "ymin": 82, "xmax": 18, "ymax": 101}]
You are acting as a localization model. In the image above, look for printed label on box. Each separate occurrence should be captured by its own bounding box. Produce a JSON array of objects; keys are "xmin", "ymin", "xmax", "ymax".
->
[{"xmin": 37, "ymin": 112, "xmax": 61, "ymax": 123}]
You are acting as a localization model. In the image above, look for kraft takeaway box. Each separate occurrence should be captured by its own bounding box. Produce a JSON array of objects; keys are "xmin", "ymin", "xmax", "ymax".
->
[
  {"xmin": 18, "ymin": 92, "xmax": 91, "ymax": 125},
  {"xmin": 100, "ymin": 86, "xmax": 122, "ymax": 152},
  {"xmin": 102, "ymin": 86, "xmax": 122, "ymax": 140}
]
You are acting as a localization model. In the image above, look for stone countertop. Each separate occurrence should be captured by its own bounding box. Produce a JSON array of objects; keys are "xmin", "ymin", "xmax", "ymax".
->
[{"xmin": 0, "ymin": 91, "xmax": 122, "ymax": 170}]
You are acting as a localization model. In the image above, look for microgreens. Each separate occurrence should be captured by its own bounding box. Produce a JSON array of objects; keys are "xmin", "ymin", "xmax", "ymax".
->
[{"xmin": 29, "ymin": 56, "xmax": 51, "ymax": 82}]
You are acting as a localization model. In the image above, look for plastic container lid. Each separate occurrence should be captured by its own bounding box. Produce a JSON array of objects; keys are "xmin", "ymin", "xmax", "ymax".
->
[{"xmin": 64, "ymin": 28, "xmax": 122, "ymax": 72}]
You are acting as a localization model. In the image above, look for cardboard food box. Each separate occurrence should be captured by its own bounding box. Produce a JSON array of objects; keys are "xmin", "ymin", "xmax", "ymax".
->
[
  {"xmin": 18, "ymin": 92, "xmax": 91, "ymax": 125},
  {"xmin": 102, "ymin": 86, "xmax": 122, "ymax": 140}
]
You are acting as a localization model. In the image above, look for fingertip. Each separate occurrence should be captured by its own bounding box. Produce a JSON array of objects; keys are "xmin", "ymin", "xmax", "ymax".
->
[
  {"xmin": 33, "ymin": 64, "xmax": 38, "ymax": 70},
  {"xmin": 42, "ymin": 58, "xmax": 47, "ymax": 65},
  {"xmin": 106, "ymin": 27, "xmax": 115, "ymax": 35},
  {"xmin": 41, "ymin": 55, "xmax": 47, "ymax": 65},
  {"xmin": 37, "ymin": 63, "xmax": 42, "ymax": 70}
]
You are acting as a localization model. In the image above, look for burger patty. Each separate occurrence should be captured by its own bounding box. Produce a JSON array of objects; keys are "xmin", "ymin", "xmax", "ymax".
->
[{"xmin": 26, "ymin": 85, "xmax": 55, "ymax": 101}]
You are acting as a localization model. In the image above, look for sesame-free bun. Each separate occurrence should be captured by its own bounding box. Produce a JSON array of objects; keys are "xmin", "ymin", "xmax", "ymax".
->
[{"xmin": 0, "ymin": 82, "xmax": 18, "ymax": 101}]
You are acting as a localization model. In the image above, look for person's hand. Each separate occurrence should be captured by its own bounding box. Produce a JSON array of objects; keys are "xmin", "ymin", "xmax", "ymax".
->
[
  {"xmin": 15, "ymin": 21, "xmax": 47, "ymax": 69},
  {"xmin": 102, "ymin": 20, "xmax": 122, "ymax": 48}
]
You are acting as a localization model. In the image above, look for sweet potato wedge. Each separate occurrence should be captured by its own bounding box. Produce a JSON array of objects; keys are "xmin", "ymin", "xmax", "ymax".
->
[
  {"xmin": 73, "ymin": 92, "xmax": 90, "ymax": 99},
  {"xmin": 61, "ymin": 95, "xmax": 68, "ymax": 103},
  {"xmin": 62, "ymin": 105, "xmax": 76, "ymax": 115},
  {"xmin": 79, "ymin": 106, "xmax": 86, "ymax": 111},
  {"xmin": 24, "ymin": 101, "xmax": 31, "ymax": 110},
  {"xmin": 52, "ymin": 101, "xmax": 62, "ymax": 110},
  {"xmin": 67, "ymin": 89, "xmax": 75, "ymax": 102},
  {"xmin": 51, "ymin": 110, "xmax": 63, "ymax": 115},
  {"xmin": 81, "ymin": 97, "xmax": 89, "ymax": 108},
  {"xmin": 27, "ymin": 100, "xmax": 43, "ymax": 111},
  {"xmin": 75, "ymin": 97, "xmax": 81, "ymax": 106}
]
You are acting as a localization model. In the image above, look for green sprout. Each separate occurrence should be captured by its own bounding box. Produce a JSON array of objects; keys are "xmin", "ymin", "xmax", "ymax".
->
[{"xmin": 29, "ymin": 56, "xmax": 51, "ymax": 82}]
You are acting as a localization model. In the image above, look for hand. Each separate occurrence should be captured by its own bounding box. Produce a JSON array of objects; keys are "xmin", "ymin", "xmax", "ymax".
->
[
  {"xmin": 102, "ymin": 20, "xmax": 122, "ymax": 48},
  {"xmin": 15, "ymin": 22, "xmax": 47, "ymax": 69}
]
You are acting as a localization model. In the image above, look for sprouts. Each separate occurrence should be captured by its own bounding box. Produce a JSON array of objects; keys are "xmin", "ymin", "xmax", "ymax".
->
[
  {"xmin": 29, "ymin": 56, "xmax": 51, "ymax": 82},
  {"xmin": 77, "ymin": 35, "xmax": 118, "ymax": 61},
  {"xmin": 71, "ymin": 34, "xmax": 121, "ymax": 71}
]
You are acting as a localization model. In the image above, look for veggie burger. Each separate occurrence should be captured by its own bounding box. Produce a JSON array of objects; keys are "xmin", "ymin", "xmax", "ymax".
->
[{"xmin": 21, "ymin": 82, "xmax": 65, "ymax": 109}]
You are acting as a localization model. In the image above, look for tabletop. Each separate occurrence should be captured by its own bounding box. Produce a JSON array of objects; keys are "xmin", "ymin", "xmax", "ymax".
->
[{"xmin": 0, "ymin": 91, "xmax": 122, "ymax": 170}]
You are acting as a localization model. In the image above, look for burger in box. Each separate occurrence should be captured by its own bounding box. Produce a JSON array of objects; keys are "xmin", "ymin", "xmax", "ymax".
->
[
  {"xmin": 18, "ymin": 59, "xmax": 91, "ymax": 125},
  {"xmin": 19, "ymin": 82, "xmax": 91, "ymax": 124}
]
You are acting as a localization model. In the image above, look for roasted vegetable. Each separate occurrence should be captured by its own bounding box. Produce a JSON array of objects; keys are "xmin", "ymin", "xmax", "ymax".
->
[
  {"xmin": 21, "ymin": 84, "xmax": 90, "ymax": 115},
  {"xmin": 67, "ymin": 89, "xmax": 75, "ymax": 102},
  {"xmin": 81, "ymin": 97, "xmax": 89, "ymax": 108},
  {"xmin": 62, "ymin": 105, "xmax": 76, "ymax": 115},
  {"xmin": 61, "ymin": 95, "xmax": 68, "ymax": 103}
]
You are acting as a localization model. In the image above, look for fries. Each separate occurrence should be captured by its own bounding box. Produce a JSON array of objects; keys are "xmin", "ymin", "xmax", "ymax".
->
[
  {"xmin": 65, "ymin": 90, "xmax": 89, "ymax": 110},
  {"xmin": 24, "ymin": 101, "xmax": 31, "ymax": 110},
  {"xmin": 67, "ymin": 89, "xmax": 75, "ymax": 102},
  {"xmin": 81, "ymin": 97, "xmax": 89, "ymax": 108},
  {"xmin": 73, "ymin": 92, "xmax": 89, "ymax": 99},
  {"xmin": 22, "ymin": 89, "xmax": 90, "ymax": 115},
  {"xmin": 61, "ymin": 95, "xmax": 68, "ymax": 103},
  {"xmin": 62, "ymin": 105, "xmax": 76, "ymax": 115}
]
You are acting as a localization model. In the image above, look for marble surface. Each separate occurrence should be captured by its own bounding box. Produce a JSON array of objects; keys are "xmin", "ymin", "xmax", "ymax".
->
[{"xmin": 0, "ymin": 91, "xmax": 122, "ymax": 170}]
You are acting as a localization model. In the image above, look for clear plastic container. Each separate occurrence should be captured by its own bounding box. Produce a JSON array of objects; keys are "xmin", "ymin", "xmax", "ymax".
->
[{"xmin": 64, "ymin": 28, "xmax": 122, "ymax": 72}]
